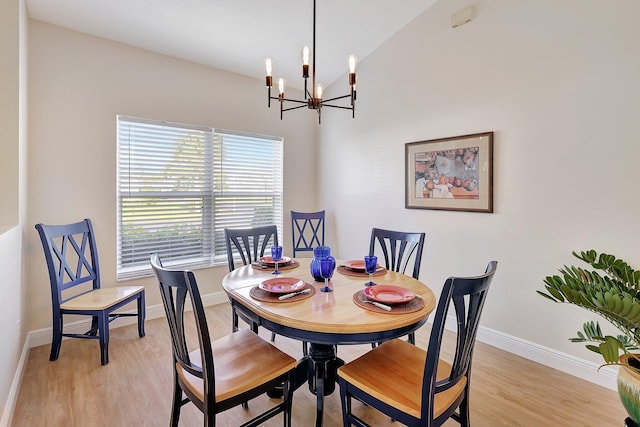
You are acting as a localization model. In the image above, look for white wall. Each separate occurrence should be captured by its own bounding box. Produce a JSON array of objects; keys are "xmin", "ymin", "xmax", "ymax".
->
[
  {"xmin": 0, "ymin": 227, "xmax": 24, "ymax": 425},
  {"xmin": 0, "ymin": 0, "xmax": 28, "ymax": 424},
  {"xmin": 319, "ymin": 0, "xmax": 640, "ymax": 383},
  {"xmin": 0, "ymin": 0, "xmax": 20, "ymax": 227},
  {"xmin": 26, "ymin": 20, "xmax": 317, "ymax": 332}
]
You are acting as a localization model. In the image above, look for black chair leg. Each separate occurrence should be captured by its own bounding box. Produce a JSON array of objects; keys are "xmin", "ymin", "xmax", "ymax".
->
[
  {"xmin": 98, "ymin": 314, "xmax": 109, "ymax": 365},
  {"xmin": 459, "ymin": 393, "xmax": 471, "ymax": 426},
  {"xmin": 89, "ymin": 315, "xmax": 99, "ymax": 336},
  {"xmin": 49, "ymin": 314, "xmax": 63, "ymax": 361},
  {"xmin": 232, "ymin": 308, "xmax": 239, "ymax": 332},
  {"xmin": 408, "ymin": 332, "xmax": 415, "ymax": 345},
  {"xmin": 339, "ymin": 380, "xmax": 351, "ymax": 427},
  {"xmin": 137, "ymin": 292, "xmax": 146, "ymax": 337},
  {"xmin": 284, "ymin": 373, "xmax": 294, "ymax": 427},
  {"xmin": 170, "ymin": 376, "xmax": 182, "ymax": 427}
]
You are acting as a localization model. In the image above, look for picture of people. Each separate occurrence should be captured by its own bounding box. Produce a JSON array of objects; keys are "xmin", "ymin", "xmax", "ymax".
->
[{"xmin": 414, "ymin": 146, "xmax": 479, "ymax": 199}]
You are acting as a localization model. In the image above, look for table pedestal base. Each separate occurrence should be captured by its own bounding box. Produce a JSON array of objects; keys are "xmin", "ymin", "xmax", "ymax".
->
[{"xmin": 296, "ymin": 343, "xmax": 344, "ymax": 427}]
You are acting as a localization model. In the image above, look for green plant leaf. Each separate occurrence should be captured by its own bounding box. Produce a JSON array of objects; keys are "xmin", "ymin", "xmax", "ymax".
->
[
  {"xmin": 546, "ymin": 286, "xmax": 565, "ymax": 302},
  {"xmin": 599, "ymin": 336, "xmax": 621, "ymax": 364},
  {"xmin": 539, "ymin": 250, "xmax": 640, "ymax": 362},
  {"xmin": 585, "ymin": 344, "xmax": 601, "ymax": 354}
]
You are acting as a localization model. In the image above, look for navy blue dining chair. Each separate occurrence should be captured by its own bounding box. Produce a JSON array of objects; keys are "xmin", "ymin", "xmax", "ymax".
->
[
  {"xmin": 369, "ymin": 227, "xmax": 425, "ymax": 283},
  {"xmin": 369, "ymin": 227, "xmax": 426, "ymax": 345},
  {"xmin": 224, "ymin": 226, "xmax": 278, "ymax": 334},
  {"xmin": 338, "ymin": 261, "xmax": 498, "ymax": 427},
  {"xmin": 150, "ymin": 254, "xmax": 296, "ymax": 427},
  {"xmin": 35, "ymin": 218, "xmax": 145, "ymax": 365}
]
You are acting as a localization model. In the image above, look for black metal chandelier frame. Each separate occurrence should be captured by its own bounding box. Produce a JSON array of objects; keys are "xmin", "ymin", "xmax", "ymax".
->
[{"xmin": 265, "ymin": 0, "xmax": 357, "ymax": 124}]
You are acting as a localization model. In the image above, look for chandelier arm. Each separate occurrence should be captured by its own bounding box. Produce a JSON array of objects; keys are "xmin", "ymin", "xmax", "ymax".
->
[
  {"xmin": 270, "ymin": 96, "xmax": 308, "ymax": 105},
  {"xmin": 321, "ymin": 94, "xmax": 352, "ymax": 103},
  {"xmin": 282, "ymin": 104, "xmax": 310, "ymax": 112},
  {"xmin": 320, "ymin": 104, "xmax": 354, "ymax": 110}
]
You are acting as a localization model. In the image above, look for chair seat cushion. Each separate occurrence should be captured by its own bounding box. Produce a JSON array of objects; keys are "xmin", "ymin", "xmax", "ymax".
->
[
  {"xmin": 337, "ymin": 338, "xmax": 467, "ymax": 419},
  {"xmin": 177, "ymin": 329, "xmax": 297, "ymax": 403},
  {"xmin": 60, "ymin": 286, "xmax": 144, "ymax": 311}
]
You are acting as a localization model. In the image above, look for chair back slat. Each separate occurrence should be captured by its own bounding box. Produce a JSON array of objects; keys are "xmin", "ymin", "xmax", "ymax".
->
[
  {"xmin": 421, "ymin": 261, "xmax": 498, "ymax": 422},
  {"xmin": 224, "ymin": 226, "xmax": 278, "ymax": 271},
  {"xmin": 291, "ymin": 210, "xmax": 325, "ymax": 257},
  {"xmin": 369, "ymin": 228, "xmax": 425, "ymax": 279},
  {"xmin": 150, "ymin": 254, "xmax": 215, "ymax": 394},
  {"xmin": 36, "ymin": 219, "xmax": 101, "ymax": 305}
]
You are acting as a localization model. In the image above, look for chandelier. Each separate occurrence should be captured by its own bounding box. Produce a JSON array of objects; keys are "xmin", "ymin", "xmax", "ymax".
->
[{"xmin": 264, "ymin": 0, "xmax": 357, "ymax": 124}]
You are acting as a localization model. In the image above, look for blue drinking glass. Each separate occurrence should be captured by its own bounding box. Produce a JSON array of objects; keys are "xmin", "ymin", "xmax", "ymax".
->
[
  {"xmin": 364, "ymin": 255, "xmax": 378, "ymax": 286},
  {"xmin": 319, "ymin": 257, "xmax": 335, "ymax": 292},
  {"xmin": 271, "ymin": 246, "xmax": 283, "ymax": 275}
]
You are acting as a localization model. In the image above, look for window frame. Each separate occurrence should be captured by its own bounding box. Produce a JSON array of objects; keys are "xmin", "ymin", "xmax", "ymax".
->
[{"xmin": 116, "ymin": 115, "xmax": 284, "ymax": 281}]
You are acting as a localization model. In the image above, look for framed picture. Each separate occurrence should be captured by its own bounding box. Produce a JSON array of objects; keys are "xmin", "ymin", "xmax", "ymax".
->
[{"xmin": 405, "ymin": 131, "xmax": 493, "ymax": 213}]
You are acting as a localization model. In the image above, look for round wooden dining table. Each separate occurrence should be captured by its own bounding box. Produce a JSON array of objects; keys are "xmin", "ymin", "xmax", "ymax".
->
[{"xmin": 222, "ymin": 257, "xmax": 436, "ymax": 427}]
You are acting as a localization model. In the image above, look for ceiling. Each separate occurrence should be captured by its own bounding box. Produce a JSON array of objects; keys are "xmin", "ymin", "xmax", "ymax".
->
[{"xmin": 26, "ymin": 0, "xmax": 438, "ymax": 91}]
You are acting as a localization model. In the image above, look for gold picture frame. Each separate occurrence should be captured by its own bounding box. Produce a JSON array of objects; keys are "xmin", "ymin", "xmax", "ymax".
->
[{"xmin": 405, "ymin": 132, "xmax": 493, "ymax": 213}]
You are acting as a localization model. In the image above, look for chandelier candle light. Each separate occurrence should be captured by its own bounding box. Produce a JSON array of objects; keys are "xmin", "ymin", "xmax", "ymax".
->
[{"xmin": 264, "ymin": 0, "xmax": 357, "ymax": 124}]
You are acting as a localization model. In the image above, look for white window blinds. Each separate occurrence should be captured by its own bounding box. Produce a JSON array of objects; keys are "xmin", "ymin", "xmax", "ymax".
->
[
  {"xmin": 117, "ymin": 116, "xmax": 283, "ymax": 280},
  {"xmin": 212, "ymin": 131, "xmax": 284, "ymax": 258}
]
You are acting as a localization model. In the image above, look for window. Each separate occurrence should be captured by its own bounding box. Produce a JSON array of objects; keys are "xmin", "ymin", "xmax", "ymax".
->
[{"xmin": 117, "ymin": 116, "xmax": 283, "ymax": 280}]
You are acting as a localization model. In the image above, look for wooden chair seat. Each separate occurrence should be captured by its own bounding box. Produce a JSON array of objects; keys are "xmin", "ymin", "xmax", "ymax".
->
[
  {"xmin": 60, "ymin": 286, "xmax": 144, "ymax": 311},
  {"xmin": 337, "ymin": 339, "xmax": 466, "ymax": 419},
  {"xmin": 177, "ymin": 329, "xmax": 297, "ymax": 403}
]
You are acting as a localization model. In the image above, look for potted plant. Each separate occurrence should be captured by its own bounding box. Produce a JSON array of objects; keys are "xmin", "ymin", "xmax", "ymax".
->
[{"xmin": 538, "ymin": 250, "xmax": 640, "ymax": 424}]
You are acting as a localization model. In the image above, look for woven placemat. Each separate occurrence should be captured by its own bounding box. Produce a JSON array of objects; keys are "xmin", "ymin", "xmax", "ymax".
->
[
  {"xmin": 353, "ymin": 289, "xmax": 425, "ymax": 314},
  {"xmin": 251, "ymin": 259, "xmax": 300, "ymax": 272},
  {"xmin": 249, "ymin": 282, "xmax": 315, "ymax": 303},
  {"xmin": 336, "ymin": 265, "xmax": 386, "ymax": 278}
]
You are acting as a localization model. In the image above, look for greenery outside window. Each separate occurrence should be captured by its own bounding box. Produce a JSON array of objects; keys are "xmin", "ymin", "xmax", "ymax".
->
[{"xmin": 117, "ymin": 116, "xmax": 283, "ymax": 280}]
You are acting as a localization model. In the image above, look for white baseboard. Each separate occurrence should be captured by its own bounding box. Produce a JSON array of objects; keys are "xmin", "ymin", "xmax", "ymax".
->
[
  {"xmin": 1, "ymin": 335, "xmax": 30, "ymax": 427},
  {"xmin": 445, "ymin": 316, "xmax": 618, "ymax": 391}
]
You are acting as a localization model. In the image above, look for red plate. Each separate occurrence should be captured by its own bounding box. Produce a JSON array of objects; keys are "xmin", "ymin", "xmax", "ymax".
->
[
  {"xmin": 343, "ymin": 260, "xmax": 368, "ymax": 271},
  {"xmin": 363, "ymin": 285, "xmax": 415, "ymax": 304},
  {"xmin": 259, "ymin": 256, "xmax": 292, "ymax": 266},
  {"xmin": 343, "ymin": 260, "xmax": 381, "ymax": 272},
  {"xmin": 259, "ymin": 277, "xmax": 305, "ymax": 294}
]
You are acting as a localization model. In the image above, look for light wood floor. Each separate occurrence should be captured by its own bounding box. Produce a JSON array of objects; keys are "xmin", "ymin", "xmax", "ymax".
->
[{"xmin": 12, "ymin": 302, "xmax": 626, "ymax": 426}]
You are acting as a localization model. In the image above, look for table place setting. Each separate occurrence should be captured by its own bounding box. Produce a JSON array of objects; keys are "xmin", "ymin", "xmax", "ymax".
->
[
  {"xmin": 249, "ymin": 276, "xmax": 316, "ymax": 303},
  {"xmin": 353, "ymin": 284, "xmax": 425, "ymax": 314},
  {"xmin": 336, "ymin": 259, "xmax": 386, "ymax": 278},
  {"xmin": 251, "ymin": 256, "xmax": 300, "ymax": 272}
]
